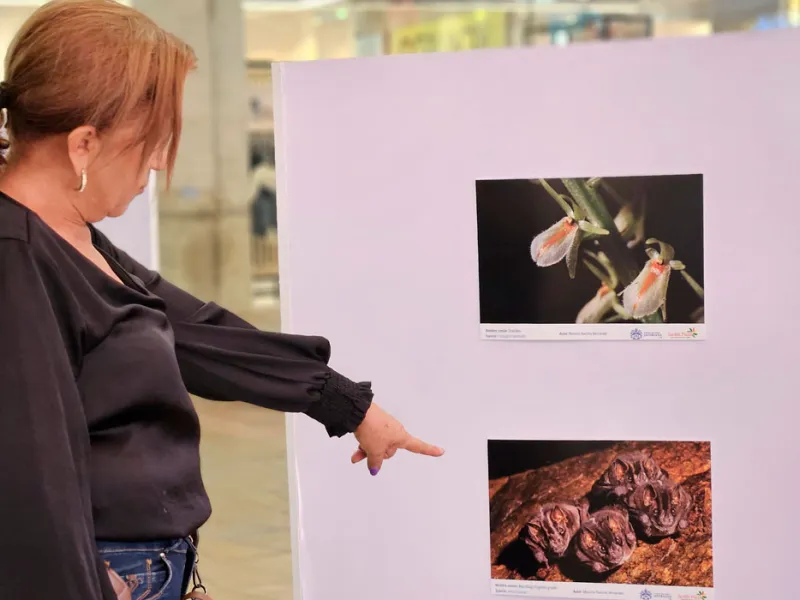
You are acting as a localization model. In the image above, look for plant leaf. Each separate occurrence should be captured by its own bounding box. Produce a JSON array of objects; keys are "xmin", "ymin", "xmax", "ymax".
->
[
  {"xmin": 669, "ymin": 260, "xmax": 686, "ymax": 271},
  {"xmin": 645, "ymin": 238, "xmax": 675, "ymax": 262},
  {"xmin": 659, "ymin": 242, "xmax": 675, "ymax": 263},
  {"xmin": 570, "ymin": 198, "xmax": 585, "ymax": 221},
  {"xmin": 578, "ymin": 221, "xmax": 610, "ymax": 236}
]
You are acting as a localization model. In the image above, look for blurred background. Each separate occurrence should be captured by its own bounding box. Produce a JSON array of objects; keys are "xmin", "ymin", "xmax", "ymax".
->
[{"xmin": 1, "ymin": 1, "xmax": 795, "ymax": 598}]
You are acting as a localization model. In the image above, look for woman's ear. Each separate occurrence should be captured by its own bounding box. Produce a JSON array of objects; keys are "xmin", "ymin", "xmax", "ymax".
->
[{"xmin": 66, "ymin": 125, "xmax": 100, "ymax": 176}]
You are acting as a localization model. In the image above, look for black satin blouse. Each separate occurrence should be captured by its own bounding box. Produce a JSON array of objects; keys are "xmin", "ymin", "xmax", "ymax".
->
[{"xmin": 0, "ymin": 192, "xmax": 372, "ymax": 600}]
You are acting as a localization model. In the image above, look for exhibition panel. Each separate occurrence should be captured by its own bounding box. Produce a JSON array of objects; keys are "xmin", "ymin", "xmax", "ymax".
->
[{"xmin": 275, "ymin": 28, "xmax": 799, "ymax": 600}]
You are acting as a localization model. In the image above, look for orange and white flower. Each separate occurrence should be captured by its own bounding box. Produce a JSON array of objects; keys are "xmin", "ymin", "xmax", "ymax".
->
[
  {"xmin": 623, "ymin": 260, "xmax": 671, "ymax": 319},
  {"xmin": 530, "ymin": 179, "xmax": 610, "ymax": 279},
  {"xmin": 530, "ymin": 217, "xmax": 581, "ymax": 268},
  {"xmin": 576, "ymin": 251, "xmax": 630, "ymax": 324},
  {"xmin": 622, "ymin": 239, "xmax": 686, "ymax": 320},
  {"xmin": 577, "ymin": 285, "xmax": 617, "ymax": 324}
]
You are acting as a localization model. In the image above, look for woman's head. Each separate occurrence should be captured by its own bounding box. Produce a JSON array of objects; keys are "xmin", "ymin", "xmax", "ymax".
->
[{"xmin": 0, "ymin": 0, "xmax": 195, "ymax": 221}]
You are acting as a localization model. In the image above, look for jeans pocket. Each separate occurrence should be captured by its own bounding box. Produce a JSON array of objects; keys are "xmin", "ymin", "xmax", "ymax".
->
[
  {"xmin": 143, "ymin": 552, "xmax": 175, "ymax": 600},
  {"xmin": 101, "ymin": 551, "xmax": 176, "ymax": 600}
]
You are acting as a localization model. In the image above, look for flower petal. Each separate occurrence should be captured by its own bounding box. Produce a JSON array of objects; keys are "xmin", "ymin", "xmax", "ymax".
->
[
  {"xmin": 614, "ymin": 205, "xmax": 634, "ymax": 235},
  {"xmin": 566, "ymin": 229, "xmax": 584, "ymax": 279},
  {"xmin": 530, "ymin": 218, "xmax": 578, "ymax": 267},
  {"xmin": 622, "ymin": 260, "xmax": 671, "ymax": 319},
  {"xmin": 577, "ymin": 288, "xmax": 616, "ymax": 324}
]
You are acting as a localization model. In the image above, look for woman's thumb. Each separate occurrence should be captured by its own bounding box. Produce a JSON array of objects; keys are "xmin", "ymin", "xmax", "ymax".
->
[{"xmin": 367, "ymin": 453, "xmax": 384, "ymax": 476}]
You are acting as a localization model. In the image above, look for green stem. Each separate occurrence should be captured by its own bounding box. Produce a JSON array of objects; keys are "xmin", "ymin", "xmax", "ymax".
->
[
  {"xmin": 563, "ymin": 179, "xmax": 637, "ymax": 281},
  {"xmin": 680, "ymin": 270, "xmax": 705, "ymax": 300},
  {"xmin": 563, "ymin": 178, "xmax": 663, "ymax": 324},
  {"xmin": 562, "ymin": 179, "xmax": 614, "ymax": 229},
  {"xmin": 586, "ymin": 177, "xmax": 602, "ymax": 188},
  {"xmin": 583, "ymin": 257, "xmax": 610, "ymax": 287},
  {"xmin": 538, "ymin": 178, "xmax": 573, "ymax": 217}
]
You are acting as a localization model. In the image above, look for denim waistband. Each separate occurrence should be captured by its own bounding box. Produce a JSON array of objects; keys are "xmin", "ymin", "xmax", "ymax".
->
[{"xmin": 96, "ymin": 537, "xmax": 193, "ymax": 555}]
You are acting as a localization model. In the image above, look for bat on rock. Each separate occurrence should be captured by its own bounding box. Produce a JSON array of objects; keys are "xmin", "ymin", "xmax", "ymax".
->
[
  {"xmin": 626, "ymin": 478, "xmax": 692, "ymax": 539},
  {"xmin": 519, "ymin": 500, "xmax": 588, "ymax": 568},
  {"xmin": 573, "ymin": 507, "xmax": 637, "ymax": 574},
  {"xmin": 591, "ymin": 452, "xmax": 668, "ymax": 504}
]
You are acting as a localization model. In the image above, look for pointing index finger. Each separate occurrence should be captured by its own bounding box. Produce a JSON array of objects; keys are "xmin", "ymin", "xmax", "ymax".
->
[{"xmin": 403, "ymin": 436, "xmax": 445, "ymax": 457}]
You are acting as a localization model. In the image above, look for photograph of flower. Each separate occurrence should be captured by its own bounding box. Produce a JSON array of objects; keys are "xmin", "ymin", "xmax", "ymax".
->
[
  {"xmin": 488, "ymin": 440, "xmax": 714, "ymax": 598},
  {"xmin": 476, "ymin": 175, "xmax": 705, "ymax": 341}
]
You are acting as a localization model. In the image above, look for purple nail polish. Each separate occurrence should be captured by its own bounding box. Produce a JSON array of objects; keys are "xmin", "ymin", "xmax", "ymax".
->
[{"xmin": 370, "ymin": 468, "xmax": 379, "ymax": 476}]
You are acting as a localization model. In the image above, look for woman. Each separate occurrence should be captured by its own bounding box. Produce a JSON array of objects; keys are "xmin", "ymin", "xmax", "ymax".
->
[{"xmin": 0, "ymin": 2, "xmax": 443, "ymax": 600}]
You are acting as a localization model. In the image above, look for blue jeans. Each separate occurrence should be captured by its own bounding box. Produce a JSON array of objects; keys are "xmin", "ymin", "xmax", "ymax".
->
[{"xmin": 96, "ymin": 537, "xmax": 197, "ymax": 600}]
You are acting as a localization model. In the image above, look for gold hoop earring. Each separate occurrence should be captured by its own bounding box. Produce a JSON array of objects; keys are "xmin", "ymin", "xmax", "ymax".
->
[{"xmin": 76, "ymin": 169, "xmax": 87, "ymax": 193}]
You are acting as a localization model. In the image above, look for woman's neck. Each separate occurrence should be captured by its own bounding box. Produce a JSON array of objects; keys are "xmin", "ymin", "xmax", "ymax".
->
[{"xmin": 0, "ymin": 159, "xmax": 92, "ymax": 248}]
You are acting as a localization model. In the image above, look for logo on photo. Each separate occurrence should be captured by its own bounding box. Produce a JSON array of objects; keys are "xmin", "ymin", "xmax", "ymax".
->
[
  {"xmin": 641, "ymin": 590, "xmax": 671, "ymax": 600},
  {"xmin": 630, "ymin": 328, "xmax": 643, "ymax": 340},
  {"xmin": 668, "ymin": 327, "xmax": 699, "ymax": 339}
]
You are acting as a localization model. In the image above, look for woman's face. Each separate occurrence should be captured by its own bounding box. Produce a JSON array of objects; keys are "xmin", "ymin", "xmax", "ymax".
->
[{"xmin": 76, "ymin": 120, "xmax": 170, "ymax": 221}]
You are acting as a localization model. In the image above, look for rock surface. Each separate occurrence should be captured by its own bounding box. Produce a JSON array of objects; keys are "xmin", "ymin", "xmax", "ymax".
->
[{"xmin": 489, "ymin": 441, "xmax": 713, "ymax": 587}]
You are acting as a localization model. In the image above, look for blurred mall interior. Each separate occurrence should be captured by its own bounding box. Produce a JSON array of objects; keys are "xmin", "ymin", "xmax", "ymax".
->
[{"xmin": 1, "ymin": 0, "xmax": 796, "ymax": 598}]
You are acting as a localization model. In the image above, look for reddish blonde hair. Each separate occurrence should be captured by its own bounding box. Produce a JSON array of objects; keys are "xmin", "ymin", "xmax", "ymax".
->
[{"xmin": 0, "ymin": 0, "xmax": 196, "ymax": 183}]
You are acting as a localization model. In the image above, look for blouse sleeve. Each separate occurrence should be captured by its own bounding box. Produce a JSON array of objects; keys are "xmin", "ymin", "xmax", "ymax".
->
[
  {"xmin": 0, "ymin": 240, "xmax": 115, "ymax": 600},
  {"xmin": 92, "ymin": 229, "xmax": 372, "ymax": 438}
]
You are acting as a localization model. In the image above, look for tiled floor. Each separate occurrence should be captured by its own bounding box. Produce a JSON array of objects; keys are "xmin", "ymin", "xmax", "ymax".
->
[{"xmin": 192, "ymin": 305, "xmax": 294, "ymax": 600}]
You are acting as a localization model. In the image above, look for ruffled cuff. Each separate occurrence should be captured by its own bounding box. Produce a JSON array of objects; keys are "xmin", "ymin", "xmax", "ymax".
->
[{"xmin": 305, "ymin": 371, "xmax": 373, "ymax": 437}]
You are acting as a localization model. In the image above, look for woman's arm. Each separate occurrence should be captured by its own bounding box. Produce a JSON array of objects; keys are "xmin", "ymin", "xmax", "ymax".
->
[
  {"xmin": 92, "ymin": 228, "xmax": 371, "ymax": 437},
  {"xmin": 0, "ymin": 240, "xmax": 114, "ymax": 600},
  {"xmin": 93, "ymin": 229, "xmax": 444, "ymax": 473}
]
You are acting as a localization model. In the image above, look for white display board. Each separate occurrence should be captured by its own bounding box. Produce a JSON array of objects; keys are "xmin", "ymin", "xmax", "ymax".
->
[
  {"xmin": 274, "ymin": 30, "xmax": 800, "ymax": 600},
  {"xmin": 96, "ymin": 171, "xmax": 158, "ymax": 269}
]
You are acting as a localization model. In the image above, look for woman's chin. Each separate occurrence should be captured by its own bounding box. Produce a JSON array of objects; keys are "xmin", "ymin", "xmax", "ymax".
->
[{"xmin": 107, "ymin": 200, "xmax": 134, "ymax": 219}]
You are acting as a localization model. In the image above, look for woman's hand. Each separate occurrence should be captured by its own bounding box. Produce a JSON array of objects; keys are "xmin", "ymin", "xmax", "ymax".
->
[{"xmin": 351, "ymin": 403, "xmax": 444, "ymax": 475}]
